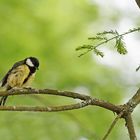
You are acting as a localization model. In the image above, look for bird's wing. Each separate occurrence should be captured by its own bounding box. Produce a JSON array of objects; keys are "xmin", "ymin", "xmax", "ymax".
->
[{"xmin": 0, "ymin": 60, "xmax": 24, "ymax": 87}]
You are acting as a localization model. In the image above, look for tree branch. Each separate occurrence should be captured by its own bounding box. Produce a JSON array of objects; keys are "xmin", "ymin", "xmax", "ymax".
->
[
  {"xmin": 0, "ymin": 101, "xmax": 89, "ymax": 112},
  {"xmin": 126, "ymin": 88, "xmax": 140, "ymax": 112},
  {"xmin": 135, "ymin": 0, "xmax": 140, "ymax": 9},
  {"xmin": 0, "ymin": 88, "xmax": 121, "ymax": 113},
  {"xmin": 121, "ymin": 89, "xmax": 140, "ymax": 140},
  {"xmin": 125, "ymin": 114, "xmax": 137, "ymax": 140},
  {"xmin": 0, "ymin": 88, "xmax": 140, "ymax": 140}
]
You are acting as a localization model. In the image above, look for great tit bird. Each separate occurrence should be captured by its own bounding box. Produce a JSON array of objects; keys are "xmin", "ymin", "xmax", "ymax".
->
[{"xmin": 0, "ymin": 57, "xmax": 39, "ymax": 105}]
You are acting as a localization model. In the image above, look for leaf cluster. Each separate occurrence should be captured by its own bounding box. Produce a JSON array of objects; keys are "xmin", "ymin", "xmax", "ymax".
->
[{"xmin": 76, "ymin": 27, "xmax": 140, "ymax": 57}]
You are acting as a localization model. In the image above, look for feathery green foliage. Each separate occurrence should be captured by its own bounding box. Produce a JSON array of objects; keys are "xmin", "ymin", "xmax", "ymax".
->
[{"xmin": 76, "ymin": 27, "xmax": 140, "ymax": 57}]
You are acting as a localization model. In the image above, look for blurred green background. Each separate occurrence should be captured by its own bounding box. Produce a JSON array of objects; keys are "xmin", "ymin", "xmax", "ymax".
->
[{"xmin": 0, "ymin": 0, "xmax": 138, "ymax": 140}]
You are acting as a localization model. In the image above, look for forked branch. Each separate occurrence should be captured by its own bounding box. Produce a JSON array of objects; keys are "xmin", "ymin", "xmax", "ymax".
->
[{"xmin": 0, "ymin": 87, "xmax": 139, "ymax": 140}]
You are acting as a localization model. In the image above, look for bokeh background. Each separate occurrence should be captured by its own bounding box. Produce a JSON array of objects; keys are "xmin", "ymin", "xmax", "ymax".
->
[{"xmin": 0, "ymin": 0, "xmax": 140, "ymax": 140}]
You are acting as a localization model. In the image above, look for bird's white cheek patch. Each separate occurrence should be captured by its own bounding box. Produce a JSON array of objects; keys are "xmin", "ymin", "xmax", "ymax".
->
[{"xmin": 26, "ymin": 59, "xmax": 34, "ymax": 67}]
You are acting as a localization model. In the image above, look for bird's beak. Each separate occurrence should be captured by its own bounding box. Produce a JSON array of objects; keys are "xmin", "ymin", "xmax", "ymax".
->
[{"xmin": 36, "ymin": 67, "xmax": 39, "ymax": 70}]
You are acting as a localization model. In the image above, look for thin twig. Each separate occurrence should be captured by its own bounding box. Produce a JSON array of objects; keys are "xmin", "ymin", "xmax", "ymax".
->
[
  {"xmin": 0, "ymin": 101, "xmax": 89, "ymax": 112},
  {"xmin": 102, "ymin": 112, "xmax": 124, "ymax": 140},
  {"xmin": 93, "ymin": 27, "xmax": 140, "ymax": 50}
]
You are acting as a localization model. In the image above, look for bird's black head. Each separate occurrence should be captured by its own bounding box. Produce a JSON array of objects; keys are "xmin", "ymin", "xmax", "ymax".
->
[{"xmin": 25, "ymin": 57, "xmax": 39, "ymax": 70}]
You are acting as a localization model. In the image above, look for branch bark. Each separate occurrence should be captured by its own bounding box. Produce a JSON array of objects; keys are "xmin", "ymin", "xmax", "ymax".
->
[
  {"xmin": 126, "ymin": 88, "xmax": 140, "ymax": 111},
  {"xmin": 121, "ymin": 89, "xmax": 140, "ymax": 140},
  {"xmin": 0, "ymin": 101, "xmax": 89, "ymax": 112},
  {"xmin": 0, "ymin": 88, "xmax": 140, "ymax": 140},
  {"xmin": 135, "ymin": 0, "xmax": 140, "ymax": 9},
  {"xmin": 0, "ymin": 88, "xmax": 121, "ymax": 113},
  {"xmin": 125, "ymin": 114, "xmax": 137, "ymax": 140}
]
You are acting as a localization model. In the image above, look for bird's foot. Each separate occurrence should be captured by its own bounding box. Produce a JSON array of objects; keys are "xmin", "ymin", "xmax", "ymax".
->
[
  {"xmin": 9, "ymin": 87, "xmax": 23, "ymax": 92},
  {"xmin": 23, "ymin": 86, "xmax": 33, "ymax": 90},
  {"xmin": 0, "ymin": 96, "xmax": 8, "ymax": 106}
]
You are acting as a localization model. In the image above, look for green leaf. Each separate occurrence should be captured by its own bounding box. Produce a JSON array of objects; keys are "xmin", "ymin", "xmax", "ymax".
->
[
  {"xmin": 88, "ymin": 36, "xmax": 107, "ymax": 41},
  {"xmin": 115, "ymin": 37, "xmax": 127, "ymax": 55},
  {"xmin": 97, "ymin": 30, "xmax": 117, "ymax": 36},
  {"xmin": 93, "ymin": 48, "xmax": 104, "ymax": 57},
  {"xmin": 76, "ymin": 45, "xmax": 93, "ymax": 51}
]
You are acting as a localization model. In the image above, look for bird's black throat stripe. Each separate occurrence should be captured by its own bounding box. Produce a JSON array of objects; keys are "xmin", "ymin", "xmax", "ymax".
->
[{"xmin": 23, "ymin": 67, "xmax": 36, "ymax": 84}]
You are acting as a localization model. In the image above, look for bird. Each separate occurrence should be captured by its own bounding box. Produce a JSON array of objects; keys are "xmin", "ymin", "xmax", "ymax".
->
[{"xmin": 0, "ymin": 56, "xmax": 39, "ymax": 105}]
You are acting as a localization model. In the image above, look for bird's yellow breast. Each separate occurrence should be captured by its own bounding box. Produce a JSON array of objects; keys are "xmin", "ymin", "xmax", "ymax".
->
[
  {"xmin": 7, "ymin": 65, "xmax": 31, "ymax": 88},
  {"xmin": 23, "ymin": 73, "xmax": 35, "ymax": 87}
]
